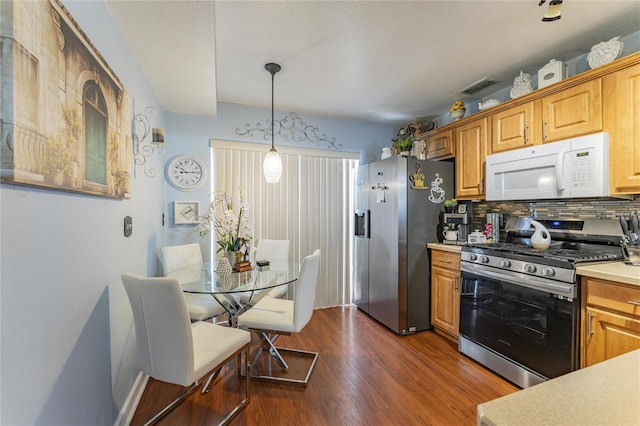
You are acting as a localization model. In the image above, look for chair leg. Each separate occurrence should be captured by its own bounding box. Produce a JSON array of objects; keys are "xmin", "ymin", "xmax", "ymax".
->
[
  {"xmin": 261, "ymin": 331, "xmax": 288, "ymax": 370},
  {"xmin": 245, "ymin": 329, "xmax": 318, "ymax": 386},
  {"xmin": 146, "ymin": 344, "xmax": 251, "ymax": 426},
  {"xmin": 218, "ymin": 344, "xmax": 251, "ymax": 426},
  {"xmin": 201, "ymin": 366, "xmax": 223, "ymax": 394},
  {"xmin": 143, "ymin": 382, "xmax": 200, "ymax": 426}
]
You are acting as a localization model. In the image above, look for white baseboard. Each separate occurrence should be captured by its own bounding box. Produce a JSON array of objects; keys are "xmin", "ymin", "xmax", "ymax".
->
[{"xmin": 114, "ymin": 372, "xmax": 149, "ymax": 426}]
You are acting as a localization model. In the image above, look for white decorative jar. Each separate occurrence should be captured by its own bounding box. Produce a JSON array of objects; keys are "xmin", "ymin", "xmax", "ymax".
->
[
  {"xmin": 451, "ymin": 109, "xmax": 465, "ymax": 121},
  {"xmin": 587, "ymin": 36, "xmax": 624, "ymax": 69},
  {"xmin": 216, "ymin": 254, "xmax": 232, "ymax": 277}
]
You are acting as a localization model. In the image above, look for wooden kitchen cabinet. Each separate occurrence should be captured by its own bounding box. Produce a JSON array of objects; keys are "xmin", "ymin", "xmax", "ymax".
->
[
  {"xmin": 431, "ymin": 249, "xmax": 461, "ymax": 340},
  {"xmin": 422, "ymin": 128, "xmax": 454, "ymax": 160},
  {"xmin": 540, "ymin": 79, "xmax": 603, "ymax": 143},
  {"xmin": 582, "ymin": 277, "xmax": 640, "ymax": 368},
  {"xmin": 491, "ymin": 102, "xmax": 537, "ymax": 153},
  {"xmin": 455, "ymin": 117, "xmax": 489, "ymax": 199},
  {"xmin": 603, "ymin": 63, "xmax": 640, "ymax": 194}
]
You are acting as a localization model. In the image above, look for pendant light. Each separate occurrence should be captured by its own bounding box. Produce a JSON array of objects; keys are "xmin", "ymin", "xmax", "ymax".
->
[
  {"xmin": 263, "ymin": 62, "xmax": 282, "ymax": 183},
  {"xmin": 538, "ymin": 0, "xmax": 563, "ymax": 22}
]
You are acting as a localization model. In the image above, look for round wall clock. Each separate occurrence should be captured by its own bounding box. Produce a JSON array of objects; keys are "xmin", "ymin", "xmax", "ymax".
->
[{"xmin": 165, "ymin": 154, "xmax": 207, "ymax": 191}]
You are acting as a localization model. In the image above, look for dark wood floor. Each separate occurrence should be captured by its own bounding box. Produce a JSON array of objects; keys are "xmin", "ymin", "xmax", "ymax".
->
[{"xmin": 132, "ymin": 306, "xmax": 517, "ymax": 425}]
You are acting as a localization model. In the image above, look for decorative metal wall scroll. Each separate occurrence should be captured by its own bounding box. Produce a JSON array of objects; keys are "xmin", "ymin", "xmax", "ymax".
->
[
  {"xmin": 236, "ymin": 112, "xmax": 341, "ymax": 150},
  {"xmin": 133, "ymin": 106, "xmax": 164, "ymax": 178}
]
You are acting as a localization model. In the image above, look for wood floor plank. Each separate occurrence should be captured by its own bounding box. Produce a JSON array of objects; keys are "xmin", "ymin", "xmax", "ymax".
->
[{"xmin": 131, "ymin": 305, "xmax": 517, "ymax": 425}]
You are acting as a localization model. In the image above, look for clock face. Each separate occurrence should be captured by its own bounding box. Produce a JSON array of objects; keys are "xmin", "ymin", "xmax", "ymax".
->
[{"xmin": 166, "ymin": 155, "xmax": 207, "ymax": 191}]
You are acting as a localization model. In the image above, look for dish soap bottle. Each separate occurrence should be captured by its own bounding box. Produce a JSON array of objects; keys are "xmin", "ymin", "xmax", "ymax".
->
[{"xmin": 530, "ymin": 220, "xmax": 551, "ymax": 250}]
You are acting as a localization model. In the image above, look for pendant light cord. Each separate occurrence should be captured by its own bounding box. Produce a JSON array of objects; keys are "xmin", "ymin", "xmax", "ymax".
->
[
  {"xmin": 271, "ymin": 70, "xmax": 275, "ymax": 150},
  {"xmin": 265, "ymin": 63, "xmax": 281, "ymax": 150}
]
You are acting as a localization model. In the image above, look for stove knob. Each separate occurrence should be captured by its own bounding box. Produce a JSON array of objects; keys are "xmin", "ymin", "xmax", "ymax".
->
[
  {"xmin": 524, "ymin": 264, "xmax": 537, "ymax": 273},
  {"xmin": 479, "ymin": 256, "xmax": 490, "ymax": 264},
  {"xmin": 468, "ymin": 254, "xmax": 477, "ymax": 261},
  {"xmin": 500, "ymin": 259, "xmax": 511, "ymax": 268},
  {"xmin": 542, "ymin": 267, "xmax": 555, "ymax": 277}
]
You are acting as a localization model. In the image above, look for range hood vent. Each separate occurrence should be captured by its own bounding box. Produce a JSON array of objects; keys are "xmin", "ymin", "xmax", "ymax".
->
[{"xmin": 459, "ymin": 77, "xmax": 499, "ymax": 95}]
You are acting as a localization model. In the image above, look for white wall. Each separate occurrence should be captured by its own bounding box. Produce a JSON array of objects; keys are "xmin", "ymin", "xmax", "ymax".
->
[
  {"xmin": 0, "ymin": 2, "xmax": 395, "ymax": 424},
  {"xmin": 0, "ymin": 1, "xmax": 165, "ymax": 424}
]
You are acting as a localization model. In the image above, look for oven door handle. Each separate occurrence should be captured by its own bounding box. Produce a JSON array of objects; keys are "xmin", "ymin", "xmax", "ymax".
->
[{"xmin": 461, "ymin": 263, "xmax": 576, "ymax": 300}]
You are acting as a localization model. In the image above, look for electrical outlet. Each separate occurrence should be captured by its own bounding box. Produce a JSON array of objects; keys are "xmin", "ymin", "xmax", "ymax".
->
[{"xmin": 124, "ymin": 216, "xmax": 133, "ymax": 237}]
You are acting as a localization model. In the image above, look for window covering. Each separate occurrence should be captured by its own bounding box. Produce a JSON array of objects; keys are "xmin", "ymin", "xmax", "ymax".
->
[{"xmin": 209, "ymin": 139, "xmax": 359, "ymax": 308}]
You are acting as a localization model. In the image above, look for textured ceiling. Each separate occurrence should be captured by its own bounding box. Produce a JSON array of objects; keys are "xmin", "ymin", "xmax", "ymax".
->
[{"xmin": 106, "ymin": 0, "xmax": 640, "ymax": 125}]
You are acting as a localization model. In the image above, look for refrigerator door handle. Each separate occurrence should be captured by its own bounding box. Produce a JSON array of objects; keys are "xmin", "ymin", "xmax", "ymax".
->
[{"xmin": 366, "ymin": 209, "xmax": 371, "ymax": 239}]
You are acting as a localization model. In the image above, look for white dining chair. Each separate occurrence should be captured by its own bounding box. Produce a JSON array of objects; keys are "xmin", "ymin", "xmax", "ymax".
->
[
  {"xmin": 121, "ymin": 273, "xmax": 251, "ymax": 425},
  {"xmin": 237, "ymin": 249, "xmax": 320, "ymax": 386},
  {"xmin": 159, "ymin": 243, "xmax": 227, "ymax": 322},
  {"xmin": 255, "ymin": 239, "xmax": 290, "ymax": 298}
]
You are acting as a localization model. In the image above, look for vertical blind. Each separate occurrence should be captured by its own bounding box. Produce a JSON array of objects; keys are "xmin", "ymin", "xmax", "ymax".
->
[{"xmin": 210, "ymin": 140, "xmax": 359, "ymax": 308}]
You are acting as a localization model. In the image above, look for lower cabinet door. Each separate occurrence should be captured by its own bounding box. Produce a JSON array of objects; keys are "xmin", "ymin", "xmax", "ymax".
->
[
  {"xmin": 431, "ymin": 265, "xmax": 460, "ymax": 337},
  {"xmin": 584, "ymin": 306, "xmax": 640, "ymax": 367}
]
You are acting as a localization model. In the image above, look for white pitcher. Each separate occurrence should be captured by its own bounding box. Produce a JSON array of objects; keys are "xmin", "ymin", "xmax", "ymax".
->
[
  {"xmin": 530, "ymin": 220, "xmax": 551, "ymax": 249},
  {"xmin": 412, "ymin": 140, "xmax": 426, "ymax": 160},
  {"xmin": 381, "ymin": 147, "xmax": 395, "ymax": 159}
]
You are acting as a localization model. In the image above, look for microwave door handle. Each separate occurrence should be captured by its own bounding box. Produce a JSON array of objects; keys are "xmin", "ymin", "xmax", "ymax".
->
[{"xmin": 556, "ymin": 152, "xmax": 566, "ymax": 191}]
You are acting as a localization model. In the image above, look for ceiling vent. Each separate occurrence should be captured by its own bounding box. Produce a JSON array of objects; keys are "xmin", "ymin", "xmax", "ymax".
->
[{"xmin": 459, "ymin": 77, "xmax": 499, "ymax": 95}]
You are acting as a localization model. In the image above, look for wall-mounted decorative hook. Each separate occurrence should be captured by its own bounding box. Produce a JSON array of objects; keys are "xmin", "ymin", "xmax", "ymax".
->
[{"xmin": 133, "ymin": 106, "xmax": 164, "ymax": 177}]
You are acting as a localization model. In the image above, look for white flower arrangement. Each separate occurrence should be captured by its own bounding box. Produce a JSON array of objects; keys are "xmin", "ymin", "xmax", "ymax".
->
[{"xmin": 198, "ymin": 190, "xmax": 253, "ymax": 253}]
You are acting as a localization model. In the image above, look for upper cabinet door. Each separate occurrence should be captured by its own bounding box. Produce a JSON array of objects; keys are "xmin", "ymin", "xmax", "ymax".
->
[
  {"xmin": 603, "ymin": 64, "xmax": 640, "ymax": 195},
  {"xmin": 491, "ymin": 102, "xmax": 536, "ymax": 153},
  {"xmin": 455, "ymin": 117, "xmax": 489, "ymax": 199},
  {"xmin": 541, "ymin": 79, "xmax": 603, "ymax": 143},
  {"xmin": 424, "ymin": 128, "xmax": 454, "ymax": 160}
]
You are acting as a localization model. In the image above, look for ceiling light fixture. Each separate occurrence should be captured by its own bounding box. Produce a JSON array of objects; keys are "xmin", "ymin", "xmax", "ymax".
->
[
  {"xmin": 263, "ymin": 62, "xmax": 282, "ymax": 184},
  {"xmin": 539, "ymin": 0, "xmax": 563, "ymax": 22}
]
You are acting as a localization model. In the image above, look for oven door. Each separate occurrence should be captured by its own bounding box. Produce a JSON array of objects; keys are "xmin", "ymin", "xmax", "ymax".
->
[{"xmin": 459, "ymin": 267, "xmax": 579, "ymax": 380}]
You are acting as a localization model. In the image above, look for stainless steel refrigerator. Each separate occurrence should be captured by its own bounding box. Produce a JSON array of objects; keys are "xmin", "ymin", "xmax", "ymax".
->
[{"xmin": 354, "ymin": 156, "xmax": 454, "ymax": 334}]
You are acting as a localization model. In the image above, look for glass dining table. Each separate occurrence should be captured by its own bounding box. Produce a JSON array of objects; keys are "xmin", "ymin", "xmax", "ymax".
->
[{"xmin": 167, "ymin": 260, "xmax": 299, "ymax": 325}]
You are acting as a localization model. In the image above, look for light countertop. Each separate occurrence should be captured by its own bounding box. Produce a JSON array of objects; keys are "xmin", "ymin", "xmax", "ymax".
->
[
  {"xmin": 477, "ymin": 349, "xmax": 640, "ymax": 426},
  {"xmin": 427, "ymin": 243, "xmax": 463, "ymax": 253},
  {"xmin": 577, "ymin": 262, "xmax": 640, "ymax": 287}
]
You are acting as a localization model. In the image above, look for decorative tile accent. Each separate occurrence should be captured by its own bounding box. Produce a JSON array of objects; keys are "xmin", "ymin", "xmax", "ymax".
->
[{"xmin": 471, "ymin": 198, "xmax": 640, "ymax": 232}]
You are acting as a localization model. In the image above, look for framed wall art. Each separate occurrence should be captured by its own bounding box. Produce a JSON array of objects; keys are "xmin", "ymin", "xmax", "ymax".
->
[
  {"xmin": 0, "ymin": 0, "xmax": 132, "ymax": 198},
  {"xmin": 174, "ymin": 201, "xmax": 200, "ymax": 225}
]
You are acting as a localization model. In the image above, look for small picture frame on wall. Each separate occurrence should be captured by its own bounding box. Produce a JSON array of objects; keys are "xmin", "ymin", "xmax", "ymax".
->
[
  {"xmin": 174, "ymin": 201, "xmax": 199, "ymax": 225},
  {"xmin": 458, "ymin": 204, "xmax": 467, "ymax": 214}
]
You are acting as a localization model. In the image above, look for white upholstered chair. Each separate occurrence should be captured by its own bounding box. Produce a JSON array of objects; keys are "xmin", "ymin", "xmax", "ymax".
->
[
  {"xmin": 121, "ymin": 273, "xmax": 251, "ymax": 425},
  {"xmin": 255, "ymin": 239, "xmax": 290, "ymax": 298},
  {"xmin": 159, "ymin": 243, "xmax": 227, "ymax": 321},
  {"xmin": 237, "ymin": 249, "xmax": 320, "ymax": 385}
]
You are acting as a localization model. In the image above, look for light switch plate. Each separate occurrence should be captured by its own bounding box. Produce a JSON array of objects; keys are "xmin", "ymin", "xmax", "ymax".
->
[{"xmin": 124, "ymin": 216, "xmax": 133, "ymax": 237}]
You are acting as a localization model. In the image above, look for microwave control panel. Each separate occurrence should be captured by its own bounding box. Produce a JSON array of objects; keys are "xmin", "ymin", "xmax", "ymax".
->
[{"xmin": 570, "ymin": 147, "xmax": 595, "ymax": 188}]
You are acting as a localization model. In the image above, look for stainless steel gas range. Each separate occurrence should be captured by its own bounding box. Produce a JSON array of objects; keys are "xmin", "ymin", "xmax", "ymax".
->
[{"xmin": 458, "ymin": 218, "xmax": 624, "ymax": 388}]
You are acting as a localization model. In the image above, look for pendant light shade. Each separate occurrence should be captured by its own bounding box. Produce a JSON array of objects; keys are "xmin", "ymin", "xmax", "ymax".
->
[
  {"xmin": 263, "ymin": 62, "xmax": 282, "ymax": 183},
  {"xmin": 263, "ymin": 148, "xmax": 282, "ymax": 183}
]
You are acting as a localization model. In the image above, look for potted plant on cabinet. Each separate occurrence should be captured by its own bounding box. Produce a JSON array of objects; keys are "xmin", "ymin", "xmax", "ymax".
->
[
  {"xmin": 392, "ymin": 126, "xmax": 415, "ymax": 156},
  {"xmin": 393, "ymin": 136, "xmax": 414, "ymax": 156}
]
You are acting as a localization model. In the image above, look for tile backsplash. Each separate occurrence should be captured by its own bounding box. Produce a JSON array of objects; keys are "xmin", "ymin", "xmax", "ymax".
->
[{"xmin": 469, "ymin": 197, "xmax": 640, "ymax": 232}]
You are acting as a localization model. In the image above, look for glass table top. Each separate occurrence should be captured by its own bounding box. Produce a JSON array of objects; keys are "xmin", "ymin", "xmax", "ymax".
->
[{"xmin": 167, "ymin": 261, "xmax": 298, "ymax": 295}]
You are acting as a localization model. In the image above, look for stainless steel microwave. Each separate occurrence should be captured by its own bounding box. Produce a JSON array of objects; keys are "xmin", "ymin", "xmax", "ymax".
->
[{"xmin": 486, "ymin": 132, "xmax": 610, "ymax": 201}]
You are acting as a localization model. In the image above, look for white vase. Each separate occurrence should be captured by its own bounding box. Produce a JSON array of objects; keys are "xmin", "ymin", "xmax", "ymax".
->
[
  {"xmin": 216, "ymin": 254, "xmax": 232, "ymax": 277},
  {"xmin": 451, "ymin": 109, "xmax": 465, "ymax": 121}
]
